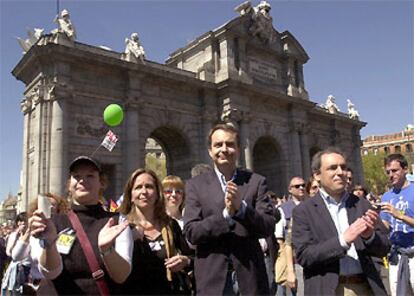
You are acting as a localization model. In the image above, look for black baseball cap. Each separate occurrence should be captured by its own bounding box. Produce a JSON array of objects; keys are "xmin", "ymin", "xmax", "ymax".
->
[{"xmin": 69, "ymin": 156, "xmax": 102, "ymax": 173}]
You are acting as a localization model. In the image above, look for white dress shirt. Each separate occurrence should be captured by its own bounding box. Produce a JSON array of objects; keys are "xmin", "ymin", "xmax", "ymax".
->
[{"xmin": 319, "ymin": 188, "xmax": 363, "ymax": 276}]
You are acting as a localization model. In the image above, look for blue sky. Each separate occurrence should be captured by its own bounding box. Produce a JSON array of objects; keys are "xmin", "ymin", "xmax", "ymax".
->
[{"xmin": 1, "ymin": 0, "xmax": 413, "ymax": 199}]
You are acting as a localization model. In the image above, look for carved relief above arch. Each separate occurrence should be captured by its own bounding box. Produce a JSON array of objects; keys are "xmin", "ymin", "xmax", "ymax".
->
[{"xmin": 75, "ymin": 115, "xmax": 107, "ymax": 138}]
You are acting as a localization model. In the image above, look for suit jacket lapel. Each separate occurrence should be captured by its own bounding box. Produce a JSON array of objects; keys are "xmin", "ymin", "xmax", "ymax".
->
[
  {"xmin": 206, "ymin": 170, "xmax": 226, "ymax": 209},
  {"xmin": 235, "ymin": 169, "xmax": 249, "ymax": 202},
  {"xmin": 313, "ymin": 194, "xmax": 338, "ymax": 237},
  {"xmin": 346, "ymin": 195, "xmax": 358, "ymax": 224},
  {"xmin": 345, "ymin": 194, "xmax": 364, "ymax": 249}
]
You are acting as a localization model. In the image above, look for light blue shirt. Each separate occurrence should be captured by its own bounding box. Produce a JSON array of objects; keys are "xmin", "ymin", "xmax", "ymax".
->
[
  {"xmin": 380, "ymin": 182, "xmax": 414, "ymax": 247},
  {"xmin": 319, "ymin": 188, "xmax": 363, "ymax": 276},
  {"xmin": 214, "ymin": 166, "xmax": 247, "ymax": 225}
]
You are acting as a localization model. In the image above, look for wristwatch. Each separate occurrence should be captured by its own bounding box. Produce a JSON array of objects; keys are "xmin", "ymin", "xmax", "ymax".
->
[{"xmin": 99, "ymin": 245, "xmax": 114, "ymax": 257}]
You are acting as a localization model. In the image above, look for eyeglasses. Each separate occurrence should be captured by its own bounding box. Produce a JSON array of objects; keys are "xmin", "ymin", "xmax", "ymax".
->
[
  {"xmin": 311, "ymin": 185, "xmax": 319, "ymax": 190},
  {"xmin": 163, "ymin": 188, "xmax": 184, "ymax": 195},
  {"xmin": 292, "ymin": 184, "xmax": 305, "ymax": 189}
]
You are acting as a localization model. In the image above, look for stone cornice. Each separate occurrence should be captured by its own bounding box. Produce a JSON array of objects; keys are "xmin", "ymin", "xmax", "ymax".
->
[
  {"xmin": 216, "ymin": 78, "xmax": 316, "ymax": 110},
  {"xmin": 12, "ymin": 41, "xmax": 217, "ymax": 91},
  {"xmin": 310, "ymin": 106, "xmax": 367, "ymax": 128}
]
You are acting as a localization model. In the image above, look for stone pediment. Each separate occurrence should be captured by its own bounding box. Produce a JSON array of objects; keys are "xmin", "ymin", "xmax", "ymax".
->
[
  {"xmin": 281, "ymin": 31, "xmax": 309, "ymax": 63},
  {"xmin": 167, "ymin": 6, "xmax": 285, "ymax": 64},
  {"xmin": 166, "ymin": 1, "xmax": 309, "ymax": 98}
]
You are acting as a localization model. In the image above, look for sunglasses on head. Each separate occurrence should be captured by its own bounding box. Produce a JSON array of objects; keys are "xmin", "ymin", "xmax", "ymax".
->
[
  {"xmin": 292, "ymin": 184, "xmax": 305, "ymax": 189},
  {"xmin": 163, "ymin": 188, "xmax": 184, "ymax": 195}
]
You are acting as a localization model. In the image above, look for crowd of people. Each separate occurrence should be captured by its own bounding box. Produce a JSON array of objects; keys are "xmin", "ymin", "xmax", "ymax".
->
[{"xmin": 0, "ymin": 123, "xmax": 413, "ymax": 296}]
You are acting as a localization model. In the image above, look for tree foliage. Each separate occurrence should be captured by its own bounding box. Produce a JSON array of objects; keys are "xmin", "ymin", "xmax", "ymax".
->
[
  {"xmin": 145, "ymin": 153, "xmax": 167, "ymax": 180},
  {"xmin": 362, "ymin": 153, "xmax": 388, "ymax": 195}
]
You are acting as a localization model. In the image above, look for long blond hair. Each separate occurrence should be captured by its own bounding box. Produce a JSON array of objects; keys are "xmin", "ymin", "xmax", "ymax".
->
[{"xmin": 118, "ymin": 168, "xmax": 169, "ymax": 226}]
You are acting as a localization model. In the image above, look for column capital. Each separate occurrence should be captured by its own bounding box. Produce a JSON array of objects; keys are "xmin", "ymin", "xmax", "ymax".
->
[
  {"xmin": 20, "ymin": 97, "xmax": 32, "ymax": 114},
  {"xmin": 47, "ymin": 82, "xmax": 73, "ymax": 101}
]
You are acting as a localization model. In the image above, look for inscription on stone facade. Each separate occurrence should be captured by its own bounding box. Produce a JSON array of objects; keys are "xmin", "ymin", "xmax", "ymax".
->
[
  {"xmin": 248, "ymin": 58, "xmax": 278, "ymax": 84},
  {"xmin": 76, "ymin": 115, "xmax": 107, "ymax": 138}
]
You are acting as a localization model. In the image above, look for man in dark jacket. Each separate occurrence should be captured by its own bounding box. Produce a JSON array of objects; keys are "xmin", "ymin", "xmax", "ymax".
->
[
  {"xmin": 184, "ymin": 123, "xmax": 276, "ymax": 296},
  {"xmin": 292, "ymin": 147, "xmax": 390, "ymax": 295}
]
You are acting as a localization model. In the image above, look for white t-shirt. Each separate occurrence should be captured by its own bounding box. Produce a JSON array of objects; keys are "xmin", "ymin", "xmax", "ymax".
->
[{"xmin": 274, "ymin": 208, "xmax": 286, "ymax": 240}]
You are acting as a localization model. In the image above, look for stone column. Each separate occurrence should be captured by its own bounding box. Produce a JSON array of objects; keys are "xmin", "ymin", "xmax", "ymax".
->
[
  {"xmin": 301, "ymin": 128, "xmax": 312, "ymax": 180},
  {"xmin": 49, "ymin": 84, "xmax": 70, "ymax": 197},
  {"xmin": 201, "ymin": 110, "xmax": 216, "ymax": 164},
  {"xmin": 352, "ymin": 126, "xmax": 364, "ymax": 184},
  {"xmin": 28, "ymin": 88, "xmax": 44, "ymax": 210},
  {"xmin": 288, "ymin": 122, "xmax": 303, "ymax": 177},
  {"xmin": 123, "ymin": 73, "xmax": 144, "ymax": 183},
  {"xmin": 123, "ymin": 99, "xmax": 141, "ymax": 182},
  {"xmin": 19, "ymin": 97, "xmax": 32, "ymax": 212},
  {"xmin": 240, "ymin": 112, "xmax": 253, "ymax": 170}
]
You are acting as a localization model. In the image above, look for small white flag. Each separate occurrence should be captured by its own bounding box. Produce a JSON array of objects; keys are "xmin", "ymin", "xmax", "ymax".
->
[{"xmin": 101, "ymin": 130, "xmax": 119, "ymax": 152}]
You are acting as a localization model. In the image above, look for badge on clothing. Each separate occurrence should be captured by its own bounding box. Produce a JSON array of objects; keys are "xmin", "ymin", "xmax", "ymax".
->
[{"xmin": 56, "ymin": 228, "xmax": 76, "ymax": 254}]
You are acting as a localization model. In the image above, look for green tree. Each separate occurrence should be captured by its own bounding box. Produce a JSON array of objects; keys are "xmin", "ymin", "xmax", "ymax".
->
[
  {"xmin": 362, "ymin": 153, "xmax": 388, "ymax": 195},
  {"xmin": 145, "ymin": 153, "xmax": 167, "ymax": 180}
]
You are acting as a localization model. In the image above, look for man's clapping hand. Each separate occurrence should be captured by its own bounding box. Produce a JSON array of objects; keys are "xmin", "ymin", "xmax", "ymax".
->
[
  {"xmin": 343, "ymin": 209, "xmax": 379, "ymax": 244},
  {"xmin": 225, "ymin": 181, "xmax": 241, "ymax": 216}
]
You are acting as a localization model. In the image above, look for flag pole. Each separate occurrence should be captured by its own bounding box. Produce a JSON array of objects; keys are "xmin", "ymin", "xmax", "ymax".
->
[
  {"xmin": 90, "ymin": 145, "xmax": 101, "ymax": 157},
  {"xmin": 57, "ymin": 0, "xmax": 60, "ymax": 15}
]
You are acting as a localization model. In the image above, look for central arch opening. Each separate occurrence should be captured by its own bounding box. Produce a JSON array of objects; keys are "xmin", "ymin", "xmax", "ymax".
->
[
  {"xmin": 145, "ymin": 126, "xmax": 192, "ymax": 180},
  {"xmin": 145, "ymin": 138, "xmax": 167, "ymax": 179},
  {"xmin": 253, "ymin": 136, "xmax": 286, "ymax": 196}
]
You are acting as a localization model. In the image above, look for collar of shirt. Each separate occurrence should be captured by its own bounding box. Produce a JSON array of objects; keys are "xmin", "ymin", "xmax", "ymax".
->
[
  {"xmin": 318, "ymin": 188, "xmax": 363, "ymax": 275},
  {"xmin": 319, "ymin": 187, "xmax": 349, "ymax": 207},
  {"xmin": 214, "ymin": 166, "xmax": 238, "ymax": 194},
  {"xmin": 290, "ymin": 196, "xmax": 301, "ymax": 206}
]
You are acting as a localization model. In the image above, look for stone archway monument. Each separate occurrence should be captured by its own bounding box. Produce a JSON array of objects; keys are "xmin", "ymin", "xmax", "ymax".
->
[{"xmin": 13, "ymin": 3, "xmax": 365, "ymax": 211}]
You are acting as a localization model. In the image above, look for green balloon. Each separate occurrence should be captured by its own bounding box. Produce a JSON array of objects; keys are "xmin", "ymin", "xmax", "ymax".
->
[{"xmin": 103, "ymin": 104, "xmax": 124, "ymax": 126}]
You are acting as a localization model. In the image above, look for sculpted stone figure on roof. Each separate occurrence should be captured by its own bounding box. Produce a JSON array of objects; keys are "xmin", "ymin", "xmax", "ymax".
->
[
  {"xmin": 123, "ymin": 33, "xmax": 146, "ymax": 63},
  {"xmin": 16, "ymin": 28, "xmax": 44, "ymax": 53},
  {"xmin": 53, "ymin": 9, "xmax": 76, "ymax": 41},
  {"xmin": 249, "ymin": 1, "xmax": 276, "ymax": 44},
  {"xmin": 347, "ymin": 99, "xmax": 360, "ymax": 120},
  {"xmin": 321, "ymin": 95, "xmax": 340, "ymax": 114}
]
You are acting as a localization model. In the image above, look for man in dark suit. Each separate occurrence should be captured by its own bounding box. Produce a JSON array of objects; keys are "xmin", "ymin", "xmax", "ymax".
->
[
  {"xmin": 184, "ymin": 123, "xmax": 276, "ymax": 296},
  {"xmin": 292, "ymin": 147, "xmax": 390, "ymax": 296}
]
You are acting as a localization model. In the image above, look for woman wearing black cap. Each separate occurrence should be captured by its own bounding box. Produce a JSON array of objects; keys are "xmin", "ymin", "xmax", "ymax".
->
[{"xmin": 29, "ymin": 156, "xmax": 133, "ymax": 295}]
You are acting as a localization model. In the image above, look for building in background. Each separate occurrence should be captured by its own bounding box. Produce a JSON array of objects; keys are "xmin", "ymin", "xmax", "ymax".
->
[
  {"xmin": 0, "ymin": 193, "xmax": 17, "ymax": 225},
  {"xmin": 362, "ymin": 124, "xmax": 414, "ymax": 159}
]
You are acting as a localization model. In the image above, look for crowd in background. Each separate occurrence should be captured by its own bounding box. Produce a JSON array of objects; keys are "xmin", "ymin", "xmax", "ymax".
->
[{"xmin": 0, "ymin": 124, "xmax": 413, "ymax": 296}]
